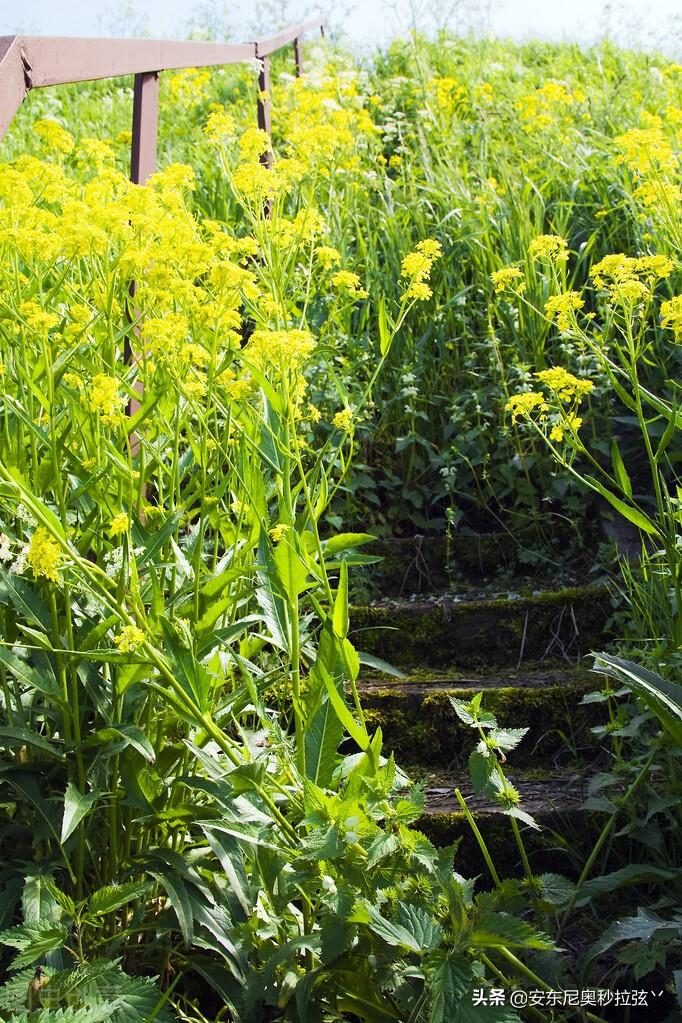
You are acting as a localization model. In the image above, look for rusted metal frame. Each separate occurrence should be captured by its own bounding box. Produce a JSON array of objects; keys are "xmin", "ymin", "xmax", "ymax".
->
[
  {"xmin": 0, "ymin": 37, "xmax": 28, "ymax": 139},
  {"xmin": 293, "ymin": 37, "xmax": 303, "ymax": 78},
  {"xmin": 256, "ymin": 51, "xmax": 273, "ymax": 169},
  {"xmin": 126, "ymin": 70, "xmax": 160, "ymax": 457},
  {"xmin": 7, "ymin": 36, "xmax": 255, "ymax": 89}
]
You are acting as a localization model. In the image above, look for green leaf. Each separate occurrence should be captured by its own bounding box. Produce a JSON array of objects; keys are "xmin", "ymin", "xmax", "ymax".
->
[
  {"xmin": 332, "ymin": 561, "xmax": 349, "ymax": 639},
  {"xmin": 593, "ymin": 653, "xmax": 682, "ymax": 745},
  {"xmin": 61, "ymin": 783, "xmax": 99, "ymax": 843},
  {"xmin": 87, "ymin": 881, "xmax": 152, "ymax": 917},
  {"xmin": 274, "ymin": 532, "xmax": 309, "ymax": 600},
  {"xmin": 22, "ymin": 875, "xmax": 62, "ymax": 927},
  {"xmin": 364, "ymin": 904, "xmax": 423, "ymax": 953},
  {"xmin": 357, "ymin": 652, "xmax": 406, "ymax": 679},
  {"xmin": 587, "ymin": 907, "xmax": 678, "ymax": 962},
  {"xmin": 159, "ymin": 617, "xmax": 212, "ymax": 714},
  {"xmin": 145, "ymin": 868, "xmax": 193, "ymax": 946},
  {"xmin": 429, "ymin": 952, "xmax": 472, "ymax": 1023},
  {"xmin": 575, "ymin": 864, "xmax": 682, "ymax": 907},
  {"xmin": 0, "ymin": 726, "xmax": 64, "ymax": 760},
  {"xmin": 610, "ymin": 439, "xmax": 632, "ymax": 498},
  {"xmin": 583, "ymin": 475, "xmax": 659, "ymax": 536},
  {"xmin": 305, "ymin": 690, "xmax": 344, "ymax": 788},
  {"xmin": 538, "ymin": 873, "xmax": 576, "ymax": 907},
  {"xmin": 324, "ymin": 533, "xmax": 376, "ymax": 556},
  {"xmin": 0, "ymin": 926, "xmax": 67, "ymax": 969},
  {"xmin": 470, "ymin": 911, "xmax": 554, "ymax": 950},
  {"xmin": 0, "ymin": 647, "xmax": 61, "ymax": 702},
  {"xmin": 396, "ymin": 903, "xmax": 443, "ymax": 951},
  {"xmin": 378, "ymin": 296, "xmax": 391, "ymax": 356}
]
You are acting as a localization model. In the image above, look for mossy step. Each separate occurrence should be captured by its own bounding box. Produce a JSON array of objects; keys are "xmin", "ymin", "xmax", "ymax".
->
[
  {"xmin": 359, "ymin": 663, "xmax": 586, "ymax": 693},
  {"xmin": 351, "ymin": 584, "xmax": 611, "ymax": 671},
  {"xmin": 359, "ymin": 667, "xmax": 602, "ymax": 768},
  {"xmin": 415, "ymin": 769, "xmax": 602, "ymax": 876}
]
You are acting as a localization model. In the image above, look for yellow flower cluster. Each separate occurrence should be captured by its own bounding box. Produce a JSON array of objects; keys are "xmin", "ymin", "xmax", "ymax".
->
[
  {"xmin": 18, "ymin": 300, "xmax": 59, "ymax": 335},
  {"xmin": 400, "ymin": 240, "xmax": 442, "ymax": 302},
  {"xmin": 268, "ymin": 523, "xmax": 290, "ymax": 543},
  {"xmin": 545, "ymin": 291, "xmax": 584, "ymax": 331},
  {"xmin": 528, "ymin": 234, "xmax": 568, "ymax": 262},
  {"xmin": 615, "ymin": 127, "xmax": 677, "ymax": 175},
  {"xmin": 108, "ymin": 512, "xmax": 130, "ymax": 537},
  {"xmin": 506, "ymin": 391, "xmax": 549, "ymax": 424},
  {"xmin": 590, "ymin": 253, "xmax": 674, "ymax": 306},
  {"xmin": 660, "ymin": 296, "xmax": 682, "ymax": 342},
  {"xmin": 88, "ymin": 374, "xmax": 123, "ymax": 418},
  {"xmin": 203, "ymin": 110, "xmax": 236, "ymax": 145},
  {"xmin": 33, "ymin": 118, "xmax": 74, "ymax": 155},
  {"xmin": 27, "ymin": 527, "xmax": 63, "ymax": 583},
  {"xmin": 245, "ymin": 329, "xmax": 316, "ymax": 371},
  {"xmin": 114, "ymin": 624, "xmax": 146, "ymax": 652},
  {"xmin": 516, "ymin": 81, "xmax": 585, "ymax": 133},
  {"xmin": 332, "ymin": 408, "xmax": 353, "ymax": 432},
  {"xmin": 491, "ymin": 266, "xmax": 525, "ymax": 295},
  {"xmin": 331, "ymin": 271, "xmax": 367, "ymax": 299},
  {"xmin": 535, "ymin": 367, "xmax": 594, "ymax": 401},
  {"xmin": 549, "ymin": 413, "xmax": 583, "ymax": 442}
]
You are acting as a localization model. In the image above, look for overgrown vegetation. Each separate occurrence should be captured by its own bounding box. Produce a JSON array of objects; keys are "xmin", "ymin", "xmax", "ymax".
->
[{"xmin": 0, "ymin": 25, "xmax": 681, "ymax": 1023}]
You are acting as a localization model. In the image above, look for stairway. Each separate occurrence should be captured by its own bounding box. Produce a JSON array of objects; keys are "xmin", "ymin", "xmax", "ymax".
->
[{"xmin": 350, "ymin": 539, "xmax": 613, "ymax": 878}]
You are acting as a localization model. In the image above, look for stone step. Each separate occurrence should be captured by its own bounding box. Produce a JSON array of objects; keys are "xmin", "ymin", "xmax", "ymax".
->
[
  {"xmin": 414, "ymin": 768, "xmax": 601, "ymax": 876},
  {"xmin": 351, "ymin": 584, "xmax": 611, "ymax": 672},
  {"xmin": 358, "ymin": 665, "xmax": 603, "ymax": 768}
]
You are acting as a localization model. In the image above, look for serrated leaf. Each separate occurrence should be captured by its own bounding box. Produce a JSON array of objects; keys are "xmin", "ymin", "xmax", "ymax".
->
[
  {"xmin": 470, "ymin": 911, "xmax": 554, "ymax": 950},
  {"xmin": 538, "ymin": 873, "xmax": 576, "ymax": 907},
  {"xmin": 87, "ymin": 881, "xmax": 152, "ymax": 916},
  {"xmin": 429, "ymin": 952, "xmax": 471, "ymax": 1023}
]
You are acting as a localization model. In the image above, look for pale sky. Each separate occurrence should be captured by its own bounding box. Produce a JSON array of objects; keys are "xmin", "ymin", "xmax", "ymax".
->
[{"xmin": 1, "ymin": 0, "xmax": 681, "ymax": 56}]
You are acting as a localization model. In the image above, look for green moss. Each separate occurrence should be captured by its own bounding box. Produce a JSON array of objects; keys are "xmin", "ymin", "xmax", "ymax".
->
[{"xmin": 351, "ymin": 585, "xmax": 611, "ymax": 670}]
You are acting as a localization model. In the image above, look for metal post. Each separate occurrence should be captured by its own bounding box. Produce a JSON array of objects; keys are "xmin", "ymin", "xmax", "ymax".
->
[
  {"xmin": 130, "ymin": 70, "xmax": 159, "ymax": 184},
  {"xmin": 127, "ymin": 70, "xmax": 159, "ymax": 457},
  {"xmin": 293, "ymin": 36, "xmax": 302, "ymax": 77},
  {"xmin": 257, "ymin": 53, "xmax": 272, "ymax": 169}
]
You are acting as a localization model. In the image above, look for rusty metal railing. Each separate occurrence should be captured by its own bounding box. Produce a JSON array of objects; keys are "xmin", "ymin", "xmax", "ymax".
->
[{"xmin": 0, "ymin": 18, "xmax": 324, "ymax": 184}]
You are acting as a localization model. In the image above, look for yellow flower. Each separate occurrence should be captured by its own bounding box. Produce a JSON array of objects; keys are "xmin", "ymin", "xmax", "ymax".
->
[
  {"xmin": 238, "ymin": 126, "xmax": 271, "ymax": 162},
  {"xmin": 400, "ymin": 240, "xmax": 442, "ymax": 301},
  {"xmin": 18, "ymin": 301, "xmax": 59, "ymax": 335},
  {"xmin": 331, "ymin": 270, "xmax": 368, "ymax": 299},
  {"xmin": 88, "ymin": 374, "xmax": 123, "ymax": 417},
  {"xmin": 615, "ymin": 127, "xmax": 676, "ymax": 175},
  {"xmin": 535, "ymin": 367, "xmax": 593, "ymax": 401},
  {"xmin": 316, "ymin": 245, "xmax": 342, "ymax": 268},
  {"xmin": 528, "ymin": 234, "xmax": 568, "ymax": 262},
  {"xmin": 27, "ymin": 528, "xmax": 63, "ymax": 583},
  {"xmin": 245, "ymin": 329, "xmax": 315, "ymax": 371},
  {"xmin": 491, "ymin": 266, "xmax": 525, "ymax": 294},
  {"xmin": 660, "ymin": 296, "xmax": 682, "ymax": 342},
  {"xmin": 33, "ymin": 118, "xmax": 74, "ymax": 155},
  {"xmin": 114, "ymin": 625, "xmax": 146, "ymax": 653},
  {"xmin": 332, "ymin": 408, "xmax": 354, "ymax": 432},
  {"xmin": 545, "ymin": 291, "xmax": 584, "ymax": 331},
  {"xmin": 268, "ymin": 523, "xmax": 290, "ymax": 543},
  {"xmin": 550, "ymin": 413, "xmax": 583, "ymax": 442},
  {"xmin": 204, "ymin": 110, "xmax": 236, "ymax": 144},
  {"xmin": 108, "ymin": 512, "xmax": 130, "ymax": 538},
  {"xmin": 505, "ymin": 391, "xmax": 549, "ymax": 423}
]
